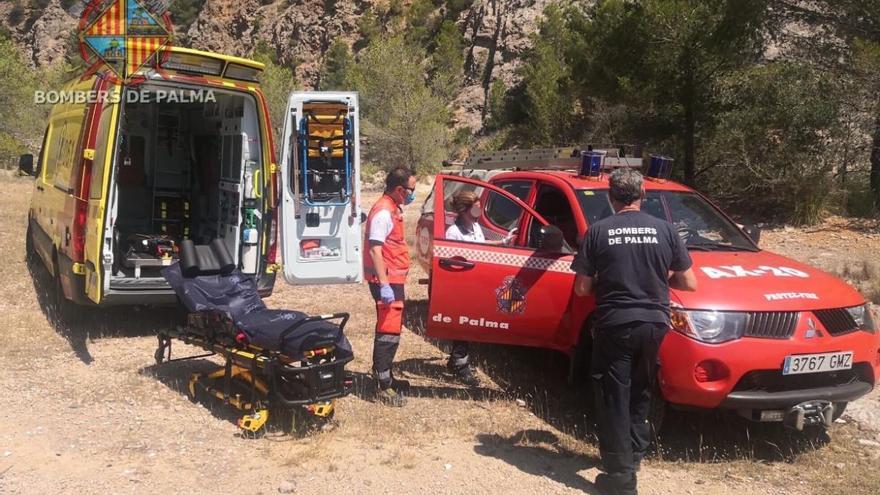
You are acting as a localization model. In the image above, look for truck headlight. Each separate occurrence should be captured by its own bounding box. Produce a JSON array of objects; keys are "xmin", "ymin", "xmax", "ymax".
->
[
  {"xmin": 845, "ymin": 304, "xmax": 877, "ymax": 334},
  {"xmin": 671, "ymin": 309, "xmax": 748, "ymax": 343}
]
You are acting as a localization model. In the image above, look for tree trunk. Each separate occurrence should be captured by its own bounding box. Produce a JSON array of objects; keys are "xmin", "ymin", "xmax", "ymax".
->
[
  {"xmin": 871, "ymin": 112, "xmax": 880, "ymax": 214},
  {"xmin": 683, "ymin": 100, "xmax": 696, "ymax": 187},
  {"xmin": 682, "ymin": 65, "xmax": 697, "ymax": 187}
]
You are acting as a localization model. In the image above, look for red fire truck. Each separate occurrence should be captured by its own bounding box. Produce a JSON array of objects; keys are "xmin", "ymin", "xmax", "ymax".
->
[{"xmin": 415, "ymin": 148, "xmax": 880, "ymax": 430}]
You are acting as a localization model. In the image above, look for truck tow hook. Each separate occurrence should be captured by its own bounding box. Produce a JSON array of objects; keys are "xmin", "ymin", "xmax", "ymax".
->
[{"xmin": 783, "ymin": 400, "xmax": 834, "ymax": 431}]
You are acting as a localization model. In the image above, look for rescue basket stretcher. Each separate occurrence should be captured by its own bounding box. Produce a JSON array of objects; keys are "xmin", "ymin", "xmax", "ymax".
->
[{"xmin": 155, "ymin": 239, "xmax": 354, "ymax": 435}]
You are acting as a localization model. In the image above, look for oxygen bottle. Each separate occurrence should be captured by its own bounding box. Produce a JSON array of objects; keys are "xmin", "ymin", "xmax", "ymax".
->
[{"xmin": 241, "ymin": 210, "xmax": 259, "ymax": 274}]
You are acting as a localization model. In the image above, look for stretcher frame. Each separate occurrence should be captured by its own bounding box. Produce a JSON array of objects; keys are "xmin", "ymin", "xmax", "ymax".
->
[{"xmin": 153, "ymin": 310, "xmax": 354, "ymax": 435}]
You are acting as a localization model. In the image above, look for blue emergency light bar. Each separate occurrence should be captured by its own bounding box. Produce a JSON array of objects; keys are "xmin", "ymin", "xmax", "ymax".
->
[
  {"xmin": 580, "ymin": 151, "xmax": 606, "ymax": 178},
  {"xmin": 646, "ymin": 155, "xmax": 674, "ymax": 179}
]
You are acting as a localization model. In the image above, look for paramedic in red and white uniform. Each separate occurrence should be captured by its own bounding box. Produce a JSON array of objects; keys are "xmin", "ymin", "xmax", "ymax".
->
[
  {"xmin": 443, "ymin": 190, "xmax": 516, "ymax": 386},
  {"xmin": 363, "ymin": 167, "xmax": 418, "ymax": 407}
]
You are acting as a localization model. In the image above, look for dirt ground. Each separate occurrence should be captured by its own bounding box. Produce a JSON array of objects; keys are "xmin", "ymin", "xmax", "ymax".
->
[{"xmin": 1, "ymin": 174, "xmax": 879, "ymax": 495}]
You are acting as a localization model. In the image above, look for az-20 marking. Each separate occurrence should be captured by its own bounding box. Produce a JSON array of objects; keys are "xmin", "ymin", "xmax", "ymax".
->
[{"xmin": 701, "ymin": 265, "xmax": 810, "ymax": 279}]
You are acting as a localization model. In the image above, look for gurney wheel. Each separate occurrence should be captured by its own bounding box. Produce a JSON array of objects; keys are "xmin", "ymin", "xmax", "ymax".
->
[
  {"xmin": 242, "ymin": 427, "xmax": 266, "ymax": 440},
  {"xmin": 187, "ymin": 375, "xmax": 202, "ymax": 403},
  {"xmin": 287, "ymin": 407, "xmax": 336, "ymax": 436},
  {"xmin": 154, "ymin": 346, "xmax": 165, "ymax": 365}
]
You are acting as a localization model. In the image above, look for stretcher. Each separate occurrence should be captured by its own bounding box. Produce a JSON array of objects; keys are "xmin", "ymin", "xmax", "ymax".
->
[
  {"xmin": 277, "ymin": 92, "xmax": 362, "ymax": 286},
  {"xmin": 155, "ymin": 239, "xmax": 354, "ymax": 436}
]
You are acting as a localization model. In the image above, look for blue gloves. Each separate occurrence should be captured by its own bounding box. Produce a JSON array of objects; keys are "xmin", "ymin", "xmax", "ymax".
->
[{"xmin": 379, "ymin": 284, "xmax": 396, "ymax": 304}]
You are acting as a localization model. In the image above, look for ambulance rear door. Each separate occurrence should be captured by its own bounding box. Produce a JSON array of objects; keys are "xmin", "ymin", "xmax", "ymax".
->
[
  {"xmin": 278, "ymin": 92, "xmax": 362, "ymax": 285},
  {"xmin": 84, "ymin": 82, "xmax": 121, "ymax": 303},
  {"xmin": 427, "ymin": 175, "xmax": 576, "ymax": 348}
]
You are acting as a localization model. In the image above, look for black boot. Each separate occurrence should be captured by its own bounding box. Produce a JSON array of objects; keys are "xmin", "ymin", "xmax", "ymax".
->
[
  {"xmin": 595, "ymin": 473, "xmax": 637, "ymax": 495},
  {"xmin": 373, "ymin": 369, "xmax": 407, "ymax": 407},
  {"xmin": 448, "ymin": 361, "xmax": 480, "ymax": 387}
]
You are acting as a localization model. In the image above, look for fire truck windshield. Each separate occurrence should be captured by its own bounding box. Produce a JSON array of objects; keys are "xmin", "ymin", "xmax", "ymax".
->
[{"xmin": 578, "ymin": 190, "xmax": 756, "ymax": 251}]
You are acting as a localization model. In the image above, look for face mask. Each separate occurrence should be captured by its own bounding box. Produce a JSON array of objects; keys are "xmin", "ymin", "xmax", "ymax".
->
[
  {"xmin": 404, "ymin": 189, "xmax": 416, "ymax": 205},
  {"xmin": 469, "ymin": 205, "xmax": 482, "ymax": 218}
]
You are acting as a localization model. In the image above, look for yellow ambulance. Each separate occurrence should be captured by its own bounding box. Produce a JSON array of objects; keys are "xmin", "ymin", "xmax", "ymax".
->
[{"xmin": 21, "ymin": 46, "xmax": 363, "ymax": 316}]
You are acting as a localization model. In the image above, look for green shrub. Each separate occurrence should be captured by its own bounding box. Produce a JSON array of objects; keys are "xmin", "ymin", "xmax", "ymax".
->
[
  {"xmin": 8, "ymin": 4, "xmax": 26, "ymax": 26},
  {"xmin": 319, "ymin": 40, "xmax": 352, "ymax": 91},
  {"xmin": 168, "ymin": 0, "xmax": 205, "ymax": 30},
  {"xmin": 702, "ymin": 62, "xmax": 842, "ymax": 225},
  {"xmin": 429, "ymin": 20, "xmax": 464, "ymax": 100},
  {"xmin": 252, "ymin": 42, "xmax": 297, "ymax": 154},
  {"xmin": 345, "ymin": 35, "xmax": 450, "ymax": 173}
]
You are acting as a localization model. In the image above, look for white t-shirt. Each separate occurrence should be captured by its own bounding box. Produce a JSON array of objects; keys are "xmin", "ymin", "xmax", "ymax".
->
[
  {"xmin": 369, "ymin": 210, "xmax": 394, "ymax": 244},
  {"xmin": 446, "ymin": 221, "xmax": 486, "ymax": 243}
]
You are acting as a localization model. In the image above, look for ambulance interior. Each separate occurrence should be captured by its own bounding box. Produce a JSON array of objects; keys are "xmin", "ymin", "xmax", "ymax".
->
[{"xmin": 108, "ymin": 87, "xmax": 263, "ymax": 286}]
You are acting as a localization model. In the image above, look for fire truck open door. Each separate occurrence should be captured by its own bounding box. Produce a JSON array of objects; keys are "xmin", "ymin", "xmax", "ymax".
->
[
  {"xmin": 426, "ymin": 175, "xmax": 576, "ymax": 348},
  {"xmin": 278, "ymin": 92, "xmax": 363, "ymax": 285}
]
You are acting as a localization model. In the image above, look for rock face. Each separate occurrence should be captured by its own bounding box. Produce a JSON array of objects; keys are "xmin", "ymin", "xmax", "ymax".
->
[
  {"xmin": 456, "ymin": 0, "xmax": 553, "ymax": 130},
  {"xmin": 2, "ymin": 0, "xmax": 555, "ymax": 131},
  {"xmin": 1, "ymin": 1, "xmax": 77, "ymax": 67},
  {"xmin": 186, "ymin": 0, "xmax": 552, "ymax": 131}
]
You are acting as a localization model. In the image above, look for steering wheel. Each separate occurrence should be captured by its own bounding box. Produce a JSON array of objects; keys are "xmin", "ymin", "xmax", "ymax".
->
[{"xmin": 677, "ymin": 227, "xmax": 700, "ymax": 243}]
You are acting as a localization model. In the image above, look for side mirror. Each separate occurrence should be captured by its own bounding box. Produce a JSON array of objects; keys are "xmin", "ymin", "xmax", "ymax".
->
[
  {"xmin": 743, "ymin": 224, "xmax": 761, "ymax": 245},
  {"xmin": 18, "ymin": 154, "xmax": 34, "ymax": 176},
  {"xmin": 535, "ymin": 225, "xmax": 565, "ymax": 252}
]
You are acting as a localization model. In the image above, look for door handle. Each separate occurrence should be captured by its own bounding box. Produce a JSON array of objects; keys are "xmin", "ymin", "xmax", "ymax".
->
[{"xmin": 439, "ymin": 257, "xmax": 475, "ymax": 270}]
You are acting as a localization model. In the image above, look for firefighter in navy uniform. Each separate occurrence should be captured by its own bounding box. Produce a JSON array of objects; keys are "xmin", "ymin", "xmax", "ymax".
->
[
  {"xmin": 571, "ymin": 168, "xmax": 697, "ymax": 495},
  {"xmin": 364, "ymin": 167, "xmax": 418, "ymax": 407}
]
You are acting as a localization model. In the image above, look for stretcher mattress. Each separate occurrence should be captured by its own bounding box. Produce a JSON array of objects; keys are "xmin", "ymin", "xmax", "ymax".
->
[{"xmin": 162, "ymin": 262, "xmax": 352, "ymax": 359}]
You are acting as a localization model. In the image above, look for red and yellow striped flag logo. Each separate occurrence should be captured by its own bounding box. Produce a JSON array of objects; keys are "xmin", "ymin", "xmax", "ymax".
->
[
  {"xmin": 126, "ymin": 37, "xmax": 163, "ymax": 75},
  {"xmin": 85, "ymin": 0, "xmax": 126, "ymax": 36}
]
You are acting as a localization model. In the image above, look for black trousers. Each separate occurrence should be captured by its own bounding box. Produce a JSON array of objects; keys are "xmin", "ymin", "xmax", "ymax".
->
[
  {"xmin": 368, "ymin": 282, "xmax": 405, "ymax": 388},
  {"xmin": 449, "ymin": 340, "xmax": 470, "ymax": 368},
  {"xmin": 591, "ymin": 321, "xmax": 667, "ymax": 479}
]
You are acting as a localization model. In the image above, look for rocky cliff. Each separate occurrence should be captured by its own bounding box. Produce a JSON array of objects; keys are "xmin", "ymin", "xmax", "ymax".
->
[{"xmin": 1, "ymin": 0, "xmax": 552, "ymax": 131}]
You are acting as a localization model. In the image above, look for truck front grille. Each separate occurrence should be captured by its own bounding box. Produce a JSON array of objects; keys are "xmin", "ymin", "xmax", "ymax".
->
[
  {"xmin": 813, "ymin": 308, "xmax": 858, "ymax": 336},
  {"xmin": 732, "ymin": 363, "xmax": 872, "ymax": 393},
  {"xmin": 744, "ymin": 312, "xmax": 798, "ymax": 339}
]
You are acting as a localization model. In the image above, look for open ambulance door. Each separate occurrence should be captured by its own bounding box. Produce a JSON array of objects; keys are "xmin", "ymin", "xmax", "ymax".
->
[
  {"xmin": 278, "ymin": 92, "xmax": 363, "ymax": 285},
  {"xmin": 426, "ymin": 175, "xmax": 576, "ymax": 349},
  {"xmin": 84, "ymin": 82, "xmax": 121, "ymax": 304}
]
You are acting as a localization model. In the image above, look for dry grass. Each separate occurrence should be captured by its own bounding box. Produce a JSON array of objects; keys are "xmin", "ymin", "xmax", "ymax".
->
[
  {"xmin": 830, "ymin": 258, "xmax": 880, "ymax": 304},
  {"xmin": 2, "ymin": 174, "xmax": 879, "ymax": 494}
]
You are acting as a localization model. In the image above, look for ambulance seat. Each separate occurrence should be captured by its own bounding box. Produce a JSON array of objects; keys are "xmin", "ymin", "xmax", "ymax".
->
[{"xmin": 162, "ymin": 240, "xmax": 352, "ymax": 359}]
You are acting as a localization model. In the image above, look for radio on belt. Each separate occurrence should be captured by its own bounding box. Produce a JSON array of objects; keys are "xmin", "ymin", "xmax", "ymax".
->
[{"xmin": 278, "ymin": 92, "xmax": 363, "ymax": 284}]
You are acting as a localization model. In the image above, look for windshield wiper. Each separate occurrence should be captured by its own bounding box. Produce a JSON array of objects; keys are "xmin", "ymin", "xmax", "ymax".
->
[{"xmin": 687, "ymin": 241, "xmax": 756, "ymax": 252}]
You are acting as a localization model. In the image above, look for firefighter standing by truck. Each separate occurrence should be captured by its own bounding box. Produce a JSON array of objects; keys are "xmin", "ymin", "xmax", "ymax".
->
[
  {"xmin": 572, "ymin": 168, "xmax": 697, "ymax": 495},
  {"xmin": 364, "ymin": 167, "xmax": 418, "ymax": 407}
]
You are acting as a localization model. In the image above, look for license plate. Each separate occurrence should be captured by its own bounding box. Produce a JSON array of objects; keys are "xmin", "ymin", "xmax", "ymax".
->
[{"xmin": 782, "ymin": 351, "xmax": 853, "ymax": 375}]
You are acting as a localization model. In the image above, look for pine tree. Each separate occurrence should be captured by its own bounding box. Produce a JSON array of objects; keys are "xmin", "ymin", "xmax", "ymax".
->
[
  {"xmin": 345, "ymin": 36, "xmax": 450, "ymax": 172},
  {"xmin": 319, "ymin": 40, "xmax": 353, "ymax": 91},
  {"xmin": 430, "ymin": 20, "xmax": 464, "ymax": 102}
]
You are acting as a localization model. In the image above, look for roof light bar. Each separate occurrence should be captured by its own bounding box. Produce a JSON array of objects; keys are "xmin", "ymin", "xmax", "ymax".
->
[
  {"xmin": 646, "ymin": 155, "xmax": 674, "ymax": 179},
  {"xmin": 225, "ymin": 63, "xmax": 261, "ymax": 82},
  {"xmin": 160, "ymin": 52, "xmax": 224, "ymax": 76},
  {"xmin": 462, "ymin": 147, "xmax": 642, "ymax": 172},
  {"xmin": 579, "ymin": 150, "xmax": 605, "ymax": 178}
]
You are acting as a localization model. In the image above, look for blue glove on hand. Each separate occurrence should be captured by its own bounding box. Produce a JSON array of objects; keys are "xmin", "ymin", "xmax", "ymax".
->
[{"xmin": 379, "ymin": 284, "xmax": 396, "ymax": 305}]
